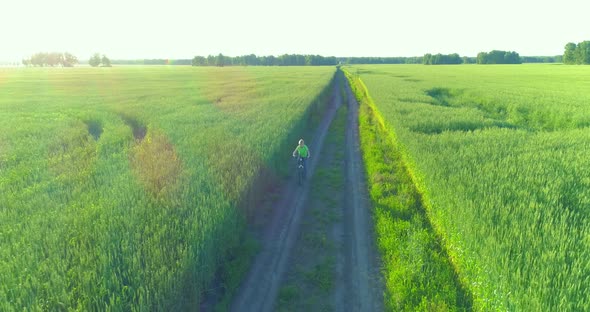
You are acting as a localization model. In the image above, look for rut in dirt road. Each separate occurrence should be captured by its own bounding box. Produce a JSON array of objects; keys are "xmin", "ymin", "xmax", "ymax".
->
[{"xmin": 341, "ymin": 77, "xmax": 383, "ymax": 311}]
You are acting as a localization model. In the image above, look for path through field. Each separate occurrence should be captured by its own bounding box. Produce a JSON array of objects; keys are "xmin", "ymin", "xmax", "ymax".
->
[
  {"xmin": 230, "ymin": 74, "xmax": 382, "ymax": 311},
  {"xmin": 340, "ymin": 74, "xmax": 383, "ymax": 311}
]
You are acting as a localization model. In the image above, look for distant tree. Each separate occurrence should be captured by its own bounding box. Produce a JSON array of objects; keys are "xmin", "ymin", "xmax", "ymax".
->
[
  {"xmin": 488, "ymin": 50, "xmax": 506, "ymax": 63},
  {"xmin": 89, "ymin": 53, "xmax": 101, "ymax": 67},
  {"xmin": 30, "ymin": 53, "xmax": 46, "ymax": 66},
  {"xmin": 423, "ymin": 53, "xmax": 463, "ymax": 65},
  {"xmin": 101, "ymin": 55, "xmax": 112, "ymax": 67},
  {"xmin": 521, "ymin": 56, "xmax": 559, "ymax": 63},
  {"xmin": 46, "ymin": 53, "xmax": 62, "ymax": 66},
  {"xmin": 462, "ymin": 56, "xmax": 476, "ymax": 64},
  {"xmin": 477, "ymin": 50, "xmax": 521, "ymax": 64},
  {"xmin": 244, "ymin": 54, "xmax": 258, "ymax": 66},
  {"xmin": 208, "ymin": 55, "xmax": 215, "ymax": 66},
  {"xmin": 476, "ymin": 52, "xmax": 487, "ymax": 64},
  {"xmin": 192, "ymin": 56, "xmax": 206, "ymax": 66},
  {"xmin": 503, "ymin": 51, "xmax": 521, "ymax": 64},
  {"xmin": 562, "ymin": 41, "xmax": 590, "ymax": 65},
  {"xmin": 563, "ymin": 42, "xmax": 577, "ymax": 64},
  {"xmin": 62, "ymin": 52, "xmax": 78, "ymax": 67},
  {"xmin": 265, "ymin": 55, "xmax": 276, "ymax": 66},
  {"xmin": 325, "ymin": 56, "xmax": 337, "ymax": 65},
  {"xmin": 215, "ymin": 53, "xmax": 225, "ymax": 67},
  {"xmin": 554, "ymin": 55, "xmax": 564, "ymax": 63},
  {"xmin": 25, "ymin": 52, "xmax": 78, "ymax": 67},
  {"xmin": 575, "ymin": 41, "xmax": 590, "ymax": 64}
]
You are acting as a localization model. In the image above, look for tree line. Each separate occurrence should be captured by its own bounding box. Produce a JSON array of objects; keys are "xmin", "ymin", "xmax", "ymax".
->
[
  {"xmin": 342, "ymin": 56, "xmax": 423, "ymax": 64},
  {"xmin": 476, "ymin": 50, "xmax": 521, "ymax": 64},
  {"xmin": 521, "ymin": 55, "xmax": 562, "ymax": 63},
  {"xmin": 423, "ymin": 53, "xmax": 463, "ymax": 64},
  {"xmin": 110, "ymin": 59, "xmax": 193, "ymax": 65},
  {"xmin": 191, "ymin": 53, "xmax": 338, "ymax": 66},
  {"xmin": 422, "ymin": 51, "xmax": 527, "ymax": 65},
  {"xmin": 21, "ymin": 52, "xmax": 115, "ymax": 67},
  {"xmin": 20, "ymin": 49, "xmax": 571, "ymax": 68},
  {"xmin": 422, "ymin": 51, "xmax": 559, "ymax": 65},
  {"xmin": 563, "ymin": 41, "xmax": 590, "ymax": 64},
  {"xmin": 22, "ymin": 52, "xmax": 78, "ymax": 67}
]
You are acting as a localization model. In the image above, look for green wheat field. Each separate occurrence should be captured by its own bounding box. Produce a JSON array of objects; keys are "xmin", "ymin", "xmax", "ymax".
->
[
  {"xmin": 346, "ymin": 64, "xmax": 590, "ymax": 311},
  {"xmin": 0, "ymin": 66, "xmax": 334, "ymax": 310},
  {"xmin": 2, "ymin": 63, "xmax": 590, "ymax": 311}
]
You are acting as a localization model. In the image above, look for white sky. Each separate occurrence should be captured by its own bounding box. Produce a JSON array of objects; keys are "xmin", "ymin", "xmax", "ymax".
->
[{"xmin": 1, "ymin": 0, "xmax": 589, "ymax": 61}]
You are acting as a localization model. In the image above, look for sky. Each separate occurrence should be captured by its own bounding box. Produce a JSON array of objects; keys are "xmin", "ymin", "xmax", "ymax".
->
[{"xmin": 1, "ymin": 0, "xmax": 589, "ymax": 62}]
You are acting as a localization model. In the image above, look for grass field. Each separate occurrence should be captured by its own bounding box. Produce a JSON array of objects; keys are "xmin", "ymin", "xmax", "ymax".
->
[
  {"xmin": 345, "ymin": 64, "xmax": 590, "ymax": 311},
  {"xmin": 0, "ymin": 66, "xmax": 335, "ymax": 310}
]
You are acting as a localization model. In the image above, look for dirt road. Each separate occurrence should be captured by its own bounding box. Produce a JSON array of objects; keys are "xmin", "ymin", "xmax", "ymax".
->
[
  {"xmin": 230, "ymin": 74, "xmax": 382, "ymax": 312},
  {"xmin": 341, "ymin": 76, "xmax": 383, "ymax": 311}
]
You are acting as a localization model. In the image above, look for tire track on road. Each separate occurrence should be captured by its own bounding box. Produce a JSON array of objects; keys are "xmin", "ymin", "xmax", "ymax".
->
[{"xmin": 342, "ymin": 77, "xmax": 383, "ymax": 311}]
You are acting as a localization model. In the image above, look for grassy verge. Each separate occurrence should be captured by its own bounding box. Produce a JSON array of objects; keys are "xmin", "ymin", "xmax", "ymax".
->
[{"xmin": 344, "ymin": 69, "xmax": 472, "ymax": 311}]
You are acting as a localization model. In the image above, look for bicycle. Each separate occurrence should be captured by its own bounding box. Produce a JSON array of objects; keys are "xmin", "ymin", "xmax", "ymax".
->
[{"xmin": 294, "ymin": 156, "xmax": 306, "ymax": 186}]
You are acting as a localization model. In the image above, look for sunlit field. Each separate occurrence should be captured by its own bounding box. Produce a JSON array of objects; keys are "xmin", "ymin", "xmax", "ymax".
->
[
  {"xmin": 0, "ymin": 66, "xmax": 335, "ymax": 310},
  {"xmin": 346, "ymin": 64, "xmax": 590, "ymax": 311}
]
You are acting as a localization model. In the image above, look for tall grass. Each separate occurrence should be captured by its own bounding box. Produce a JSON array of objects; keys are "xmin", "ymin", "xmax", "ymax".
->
[
  {"xmin": 0, "ymin": 66, "xmax": 335, "ymax": 310},
  {"xmin": 345, "ymin": 64, "xmax": 590, "ymax": 311}
]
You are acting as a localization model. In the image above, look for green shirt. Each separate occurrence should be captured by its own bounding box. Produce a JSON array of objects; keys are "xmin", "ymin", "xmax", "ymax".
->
[{"xmin": 295, "ymin": 145, "xmax": 309, "ymax": 158}]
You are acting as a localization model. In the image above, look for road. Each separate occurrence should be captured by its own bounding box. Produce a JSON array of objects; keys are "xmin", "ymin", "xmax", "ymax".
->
[{"xmin": 230, "ymin": 74, "xmax": 382, "ymax": 312}]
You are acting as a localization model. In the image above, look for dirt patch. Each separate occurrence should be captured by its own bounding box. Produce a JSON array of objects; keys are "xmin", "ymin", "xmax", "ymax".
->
[
  {"xmin": 425, "ymin": 87, "xmax": 457, "ymax": 107},
  {"xmin": 409, "ymin": 119, "xmax": 517, "ymax": 134},
  {"xmin": 119, "ymin": 113, "xmax": 147, "ymax": 141},
  {"xmin": 83, "ymin": 119, "xmax": 103, "ymax": 140},
  {"xmin": 129, "ymin": 132, "xmax": 182, "ymax": 197}
]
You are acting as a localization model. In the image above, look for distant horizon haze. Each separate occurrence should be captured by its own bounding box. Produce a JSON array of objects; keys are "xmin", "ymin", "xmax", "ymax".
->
[{"xmin": 1, "ymin": 0, "xmax": 589, "ymax": 63}]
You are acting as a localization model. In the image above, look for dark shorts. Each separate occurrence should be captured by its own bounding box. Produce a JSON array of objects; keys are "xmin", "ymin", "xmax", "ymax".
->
[{"xmin": 299, "ymin": 157, "xmax": 308, "ymax": 174}]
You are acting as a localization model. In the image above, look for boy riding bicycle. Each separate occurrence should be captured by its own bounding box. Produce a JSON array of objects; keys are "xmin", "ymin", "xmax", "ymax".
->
[{"xmin": 292, "ymin": 139, "xmax": 310, "ymax": 177}]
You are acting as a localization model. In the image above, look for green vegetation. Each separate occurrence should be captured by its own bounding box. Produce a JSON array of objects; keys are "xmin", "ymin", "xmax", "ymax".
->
[
  {"xmin": 0, "ymin": 66, "xmax": 335, "ymax": 310},
  {"xmin": 476, "ymin": 50, "xmax": 521, "ymax": 64},
  {"xmin": 345, "ymin": 64, "xmax": 590, "ymax": 311},
  {"xmin": 423, "ymin": 53, "xmax": 463, "ymax": 65},
  {"xmin": 346, "ymin": 70, "xmax": 471, "ymax": 311},
  {"xmin": 22, "ymin": 52, "xmax": 79, "ymax": 67},
  {"xmin": 564, "ymin": 41, "xmax": 590, "ymax": 64}
]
